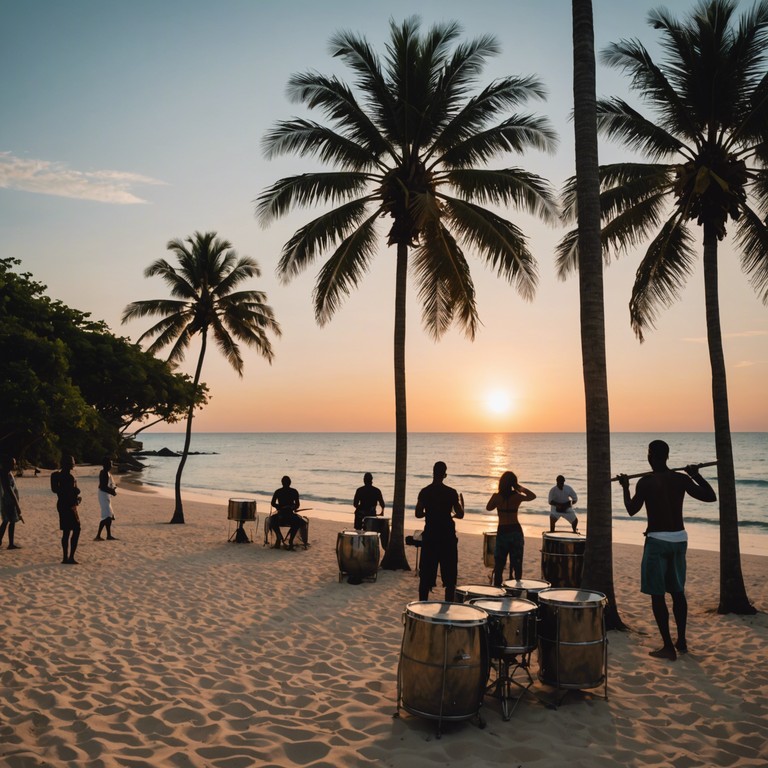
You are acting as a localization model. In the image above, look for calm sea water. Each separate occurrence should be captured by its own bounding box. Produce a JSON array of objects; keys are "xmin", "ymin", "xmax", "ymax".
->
[{"xmin": 133, "ymin": 432, "xmax": 766, "ymax": 553}]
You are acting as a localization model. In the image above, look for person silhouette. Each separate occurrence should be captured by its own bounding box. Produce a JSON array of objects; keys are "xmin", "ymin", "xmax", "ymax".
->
[
  {"xmin": 0, "ymin": 456, "xmax": 22, "ymax": 549},
  {"xmin": 50, "ymin": 455, "xmax": 82, "ymax": 564}
]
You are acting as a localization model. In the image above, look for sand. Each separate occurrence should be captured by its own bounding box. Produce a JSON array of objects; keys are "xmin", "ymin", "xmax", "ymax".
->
[{"xmin": 1, "ymin": 466, "xmax": 766, "ymax": 767}]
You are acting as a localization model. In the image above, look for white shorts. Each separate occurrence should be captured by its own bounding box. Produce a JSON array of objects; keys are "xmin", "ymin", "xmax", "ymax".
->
[
  {"xmin": 550, "ymin": 507, "xmax": 577, "ymax": 523},
  {"xmin": 98, "ymin": 490, "xmax": 113, "ymax": 520}
]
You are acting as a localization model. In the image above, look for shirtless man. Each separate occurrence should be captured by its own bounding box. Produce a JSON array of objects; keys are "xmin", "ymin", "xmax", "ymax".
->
[{"xmin": 618, "ymin": 440, "xmax": 716, "ymax": 660}]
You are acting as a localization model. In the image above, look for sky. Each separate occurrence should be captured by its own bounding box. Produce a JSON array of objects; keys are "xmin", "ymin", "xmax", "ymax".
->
[{"xmin": 1, "ymin": 0, "xmax": 766, "ymax": 433}]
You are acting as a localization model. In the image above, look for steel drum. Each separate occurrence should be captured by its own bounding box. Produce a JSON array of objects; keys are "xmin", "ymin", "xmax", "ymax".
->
[
  {"xmin": 536, "ymin": 588, "xmax": 607, "ymax": 690},
  {"xmin": 540, "ymin": 531, "xmax": 586, "ymax": 588},
  {"xmin": 398, "ymin": 601, "xmax": 489, "ymax": 724},
  {"xmin": 482, "ymin": 531, "xmax": 496, "ymax": 568},
  {"xmin": 455, "ymin": 584, "xmax": 506, "ymax": 603},
  {"xmin": 502, "ymin": 578, "xmax": 551, "ymax": 604},
  {"xmin": 227, "ymin": 498, "xmax": 257, "ymax": 521},
  {"xmin": 470, "ymin": 597, "xmax": 538, "ymax": 657},
  {"xmin": 362, "ymin": 516, "xmax": 390, "ymax": 551},
  {"xmin": 336, "ymin": 530, "xmax": 380, "ymax": 581}
]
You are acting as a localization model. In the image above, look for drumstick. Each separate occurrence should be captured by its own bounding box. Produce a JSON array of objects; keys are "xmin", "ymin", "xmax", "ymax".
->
[{"xmin": 610, "ymin": 460, "xmax": 717, "ymax": 482}]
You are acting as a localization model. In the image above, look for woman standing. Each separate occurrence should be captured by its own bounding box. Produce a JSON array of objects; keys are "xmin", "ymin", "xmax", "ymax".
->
[
  {"xmin": 96, "ymin": 457, "xmax": 117, "ymax": 540},
  {"xmin": 0, "ymin": 456, "xmax": 22, "ymax": 549},
  {"xmin": 486, "ymin": 471, "xmax": 536, "ymax": 586}
]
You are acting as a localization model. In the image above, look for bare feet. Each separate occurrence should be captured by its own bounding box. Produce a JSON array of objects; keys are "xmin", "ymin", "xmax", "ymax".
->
[
  {"xmin": 94, "ymin": 536, "xmax": 103, "ymax": 541},
  {"xmin": 649, "ymin": 645, "xmax": 677, "ymax": 661},
  {"xmin": 7, "ymin": 544, "xmax": 20, "ymax": 549},
  {"xmin": 675, "ymin": 640, "xmax": 688, "ymax": 654}
]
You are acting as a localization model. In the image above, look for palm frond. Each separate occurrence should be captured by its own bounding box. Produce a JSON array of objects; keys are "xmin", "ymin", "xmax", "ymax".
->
[
  {"xmin": 734, "ymin": 202, "xmax": 768, "ymax": 302},
  {"xmin": 209, "ymin": 321, "xmax": 244, "ymax": 376},
  {"xmin": 121, "ymin": 299, "xmax": 189, "ymax": 324},
  {"xmin": 212, "ymin": 259, "xmax": 260, "ymax": 298}
]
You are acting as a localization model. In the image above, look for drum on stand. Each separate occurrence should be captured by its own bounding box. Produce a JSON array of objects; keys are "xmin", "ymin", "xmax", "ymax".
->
[
  {"xmin": 536, "ymin": 588, "xmax": 607, "ymax": 696},
  {"xmin": 227, "ymin": 498, "xmax": 257, "ymax": 543},
  {"xmin": 336, "ymin": 530, "xmax": 380, "ymax": 582},
  {"xmin": 455, "ymin": 584, "xmax": 506, "ymax": 603},
  {"xmin": 540, "ymin": 531, "xmax": 586, "ymax": 588},
  {"xmin": 502, "ymin": 578, "xmax": 551, "ymax": 604},
  {"xmin": 397, "ymin": 601, "xmax": 489, "ymax": 734},
  {"xmin": 482, "ymin": 531, "xmax": 496, "ymax": 569},
  {"xmin": 362, "ymin": 516, "xmax": 390, "ymax": 551}
]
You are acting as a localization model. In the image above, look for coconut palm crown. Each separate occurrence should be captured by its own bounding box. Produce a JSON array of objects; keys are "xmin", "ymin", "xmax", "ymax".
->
[
  {"xmin": 256, "ymin": 17, "xmax": 558, "ymax": 568},
  {"xmin": 557, "ymin": 0, "xmax": 767, "ymax": 613}
]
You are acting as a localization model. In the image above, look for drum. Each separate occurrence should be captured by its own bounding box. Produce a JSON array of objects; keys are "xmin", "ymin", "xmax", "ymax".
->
[
  {"xmin": 482, "ymin": 531, "xmax": 496, "ymax": 568},
  {"xmin": 537, "ymin": 588, "xmax": 607, "ymax": 690},
  {"xmin": 455, "ymin": 584, "xmax": 506, "ymax": 603},
  {"xmin": 398, "ymin": 601, "xmax": 489, "ymax": 723},
  {"xmin": 362, "ymin": 516, "xmax": 390, "ymax": 550},
  {"xmin": 336, "ymin": 530, "xmax": 380, "ymax": 581},
  {"xmin": 540, "ymin": 531, "xmax": 586, "ymax": 588},
  {"xmin": 470, "ymin": 597, "xmax": 538, "ymax": 657},
  {"xmin": 502, "ymin": 578, "xmax": 551, "ymax": 604},
  {"xmin": 227, "ymin": 498, "xmax": 257, "ymax": 521}
]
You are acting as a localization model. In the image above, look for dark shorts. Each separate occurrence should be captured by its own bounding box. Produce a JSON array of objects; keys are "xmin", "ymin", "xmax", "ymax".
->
[
  {"xmin": 641, "ymin": 537, "xmax": 687, "ymax": 595},
  {"xmin": 58, "ymin": 507, "xmax": 81, "ymax": 532},
  {"xmin": 419, "ymin": 534, "xmax": 459, "ymax": 592}
]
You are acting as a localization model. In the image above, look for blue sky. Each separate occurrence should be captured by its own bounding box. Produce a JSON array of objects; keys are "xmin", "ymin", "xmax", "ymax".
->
[{"xmin": 1, "ymin": 0, "xmax": 766, "ymax": 432}]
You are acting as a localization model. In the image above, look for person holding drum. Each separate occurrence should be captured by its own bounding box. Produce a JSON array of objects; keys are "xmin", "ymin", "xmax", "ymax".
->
[
  {"xmin": 269, "ymin": 475, "xmax": 306, "ymax": 550},
  {"xmin": 618, "ymin": 440, "xmax": 716, "ymax": 661},
  {"xmin": 547, "ymin": 475, "xmax": 579, "ymax": 533},
  {"xmin": 415, "ymin": 461, "xmax": 464, "ymax": 602},
  {"xmin": 486, "ymin": 471, "xmax": 536, "ymax": 586},
  {"xmin": 352, "ymin": 472, "xmax": 385, "ymax": 531}
]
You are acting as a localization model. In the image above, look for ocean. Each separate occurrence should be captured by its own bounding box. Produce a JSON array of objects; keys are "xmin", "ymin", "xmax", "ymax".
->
[{"xmin": 131, "ymin": 432, "xmax": 767, "ymax": 555}]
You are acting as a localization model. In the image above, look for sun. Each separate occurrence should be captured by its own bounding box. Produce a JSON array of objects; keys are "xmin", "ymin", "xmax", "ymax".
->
[{"xmin": 485, "ymin": 389, "xmax": 513, "ymax": 416}]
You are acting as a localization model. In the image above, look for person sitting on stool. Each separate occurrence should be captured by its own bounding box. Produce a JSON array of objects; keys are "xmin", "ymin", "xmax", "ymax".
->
[
  {"xmin": 353, "ymin": 472, "xmax": 385, "ymax": 531},
  {"xmin": 270, "ymin": 476, "xmax": 306, "ymax": 550}
]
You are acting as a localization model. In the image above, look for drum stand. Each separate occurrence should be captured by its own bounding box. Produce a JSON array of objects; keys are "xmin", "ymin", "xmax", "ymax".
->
[
  {"xmin": 228, "ymin": 518, "xmax": 256, "ymax": 543},
  {"xmin": 486, "ymin": 650, "xmax": 536, "ymax": 720}
]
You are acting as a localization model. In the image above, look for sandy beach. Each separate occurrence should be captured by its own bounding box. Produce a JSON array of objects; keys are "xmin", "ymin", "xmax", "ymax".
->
[{"xmin": 1, "ymin": 467, "xmax": 766, "ymax": 767}]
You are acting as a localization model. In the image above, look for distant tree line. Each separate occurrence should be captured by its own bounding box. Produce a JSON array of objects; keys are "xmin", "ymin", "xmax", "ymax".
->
[{"xmin": 0, "ymin": 257, "xmax": 206, "ymax": 468}]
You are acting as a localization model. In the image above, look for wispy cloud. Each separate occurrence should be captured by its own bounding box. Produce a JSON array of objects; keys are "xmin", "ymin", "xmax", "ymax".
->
[
  {"xmin": 682, "ymin": 330, "xmax": 768, "ymax": 344},
  {"xmin": 0, "ymin": 152, "xmax": 166, "ymax": 204}
]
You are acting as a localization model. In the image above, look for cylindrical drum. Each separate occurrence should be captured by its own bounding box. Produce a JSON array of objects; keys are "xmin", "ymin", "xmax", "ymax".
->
[
  {"xmin": 455, "ymin": 584, "xmax": 506, "ymax": 603},
  {"xmin": 470, "ymin": 597, "xmax": 538, "ymax": 656},
  {"xmin": 336, "ymin": 530, "xmax": 380, "ymax": 580},
  {"xmin": 398, "ymin": 601, "xmax": 488, "ymax": 722},
  {"xmin": 540, "ymin": 531, "xmax": 586, "ymax": 588},
  {"xmin": 537, "ymin": 588, "xmax": 607, "ymax": 690},
  {"xmin": 227, "ymin": 498, "xmax": 257, "ymax": 521},
  {"xmin": 482, "ymin": 531, "xmax": 496, "ymax": 568},
  {"xmin": 502, "ymin": 578, "xmax": 551, "ymax": 604},
  {"xmin": 362, "ymin": 516, "xmax": 390, "ymax": 550}
]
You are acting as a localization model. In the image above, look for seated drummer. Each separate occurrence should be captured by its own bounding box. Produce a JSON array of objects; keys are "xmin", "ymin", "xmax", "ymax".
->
[
  {"xmin": 270, "ymin": 476, "xmax": 307, "ymax": 550},
  {"xmin": 352, "ymin": 472, "xmax": 385, "ymax": 530}
]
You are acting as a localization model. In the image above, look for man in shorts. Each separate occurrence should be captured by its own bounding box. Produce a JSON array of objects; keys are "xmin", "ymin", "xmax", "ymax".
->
[
  {"xmin": 618, "ymin": 440, "xmax": 716, "ymax": 660},
  {"xmin": 547, "ymin": 475, "xmax": 579, "ymax": 532},
  {"xmin": 51, "ymin": 454, "xmax": 82, "ymax": 564}
]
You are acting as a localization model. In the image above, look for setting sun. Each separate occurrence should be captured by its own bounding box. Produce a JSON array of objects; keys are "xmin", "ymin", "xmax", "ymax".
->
[{"xmin": 485, "ymin": 389, "xmax": 513, "ymax": 416}]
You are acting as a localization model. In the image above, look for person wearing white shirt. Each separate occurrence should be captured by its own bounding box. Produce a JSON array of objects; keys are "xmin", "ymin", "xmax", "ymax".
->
[{"xmin": 547, "ymin": 475, "xmax": 579, "ymax": 533}]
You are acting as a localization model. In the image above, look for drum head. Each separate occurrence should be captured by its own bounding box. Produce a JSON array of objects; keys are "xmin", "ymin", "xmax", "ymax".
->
[
  {"xmin": 405, "ymin": 601, "xmax": 487, "ymax": 625},
  {"xmin": 456, "ymin": 584, "xmax": 506, "ymax": 599},
  {"xmin": 502, "ymin": 578, "xmax": 551, "ymax": 592},
  {"xmin": 470, "ymin": 597, "xmax": 537, "ymax": 615},
  {"xmin": 340, "ymin": 530, "xmax": 378, "ymax": 538},
  {"xmin": 542, "ymin": 531, "xmax": 584, "ymax": 542},
  {"xmin": 538, "ymin": 588, "xmax": 606, "ymax": 606}
]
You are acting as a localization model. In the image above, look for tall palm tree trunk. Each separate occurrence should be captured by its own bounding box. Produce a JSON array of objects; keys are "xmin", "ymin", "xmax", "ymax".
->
[
  {"xmin": 702, "ymin": 232, "xmax": 755, "ymax": 614},
  {"xmin": 170, "ymin": 331, "xmax": 208, "ymax": 524},
  {"xmin": 381, "ymin": 243, "xmax": 410, "ymax": 570},
  {"xmin": 572, "ymin": 0, "xmax": 623, "ymax": 629}
]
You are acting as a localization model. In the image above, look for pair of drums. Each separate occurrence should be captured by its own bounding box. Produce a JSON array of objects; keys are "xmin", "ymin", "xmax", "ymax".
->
[{"xmin": 336, "ymin": 530, "xmax": 380, "ymax": 582}]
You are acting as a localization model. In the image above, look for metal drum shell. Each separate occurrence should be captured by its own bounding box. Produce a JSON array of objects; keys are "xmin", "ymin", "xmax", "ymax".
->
[
  {"xmin": 541, "ymin": 531, "xmax": 586, "ymax": 588},
  {"xmin": 470, "ymin": 597, "xmax": 538, "ymax": 655},
  {"xmin": 362, "ymin": 516, "xmax": 390, "ymax": 551},
  {"xmin": 336, "ymin": 530, "xmax": 380, "ymax": 580},
  {"xmin": 502, "ymin": 578, "xmax": 551, "ymax": 604},
  {"xmin": 536, "ymin": 588, "xmax": 607, "ymax": 690},
  {"xmin": 398, "ymin": 601, "xmax": 488, "ymax": 721},
  {"xmin": 482, "ymin": 531, "xmax": 496, "ymax": 568},
  {"xmin": 455, "ymin": 584, "xmax": 506, "ymax": 603},
  {"xmin": 227, "ymin": 498, "xmax": 257, "ymax": 521}
]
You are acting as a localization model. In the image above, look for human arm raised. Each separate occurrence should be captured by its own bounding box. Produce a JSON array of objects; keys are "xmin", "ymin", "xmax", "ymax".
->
[{"xmin": 683, "ymin": 466, "xmax": 717, "ymax": 503}]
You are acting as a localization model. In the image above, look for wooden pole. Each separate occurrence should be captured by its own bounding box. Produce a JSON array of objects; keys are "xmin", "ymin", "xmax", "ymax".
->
[{"xmin": 610, "ymin": 460, "xmax": 717, "ymax": 482}]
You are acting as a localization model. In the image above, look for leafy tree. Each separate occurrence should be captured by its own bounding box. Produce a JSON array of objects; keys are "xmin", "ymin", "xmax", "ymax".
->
[
  {"xmin": 122, "ymin": 232, "xmax": 281, "ymax": 524},
  {"xmin": 558, "ymin": 0, "xmax": 766, "ymax": 614},
  {"xmin": 257, "ymin": 17, "xmax": 558, "ymax": 569}
]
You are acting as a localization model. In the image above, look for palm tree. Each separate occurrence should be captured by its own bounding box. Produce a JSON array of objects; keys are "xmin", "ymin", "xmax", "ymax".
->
[
  {"xmin": 570, "ymin": 0, "xmax": 624, "ymax": 629},
  {"xmin": 256, "ymin": 17, "xmax": 558, "ymax": 569},
  {"xmin": 122, "ymin": 231, "xmax": 281, "ymax": 524},
  {"xmin": 558, "ymin": 0, "xmax": 766, "ymax": 613}
]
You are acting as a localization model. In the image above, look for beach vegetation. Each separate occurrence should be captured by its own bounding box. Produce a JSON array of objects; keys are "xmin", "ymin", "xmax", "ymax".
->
[
  {"xmin": 558, "ymin": 0, "xmax": 766, "ymax": 614},
  {"xmin": 122, "ymin": 232, "xmax": 281, "ymax": 524},
  {"xmin": 257, "ymin": 18, "xmax": 558, "ymax": 569}
]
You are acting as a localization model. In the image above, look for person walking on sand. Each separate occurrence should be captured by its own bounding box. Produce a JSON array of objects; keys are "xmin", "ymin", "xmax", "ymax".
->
[
  {"xmin": 0, "ymin": 456, "xmax": 23, "ymax": 550},
  {"xmin": 416, "ymin": 461, "xmax": 464, "ymax": 602},
  {"xmin": 95, "ymin": 457, "xmax": 117, "ymax": 541},
  {"xmin": 51, "ymin": 454, "xmax": 82, "ymax": 564},
  {"xmin": 548, "ymin": 475, "xmax": 579, "ymax": 533},
  {"xmin": 486, "ymin": 471, "xmax": 536, "ymax": 586},
  {"xmin": 618, "ymin": 440, "xmax": 716, "ymax": 661},
  {"xmin": 353, "ymin": 472, "xmax": 385, "ymax": 531}
]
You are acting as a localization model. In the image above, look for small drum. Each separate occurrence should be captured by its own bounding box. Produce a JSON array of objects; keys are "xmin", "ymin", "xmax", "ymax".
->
[
  {"xmin": 362, "ymin": 516, "xmax": 390, "ymax": 550},
  {"xmin": 537, "ymin": 588, "xmax": 607, "ymax": 690},
  {"xmin": 227, "ymin": 498, "xmax": 257, "ymax": 521},
  {"xmin": 455, "ymin": 584, "xmax": 506, "ymax": 603},
  {"xmin": 502, "ymin": 578, "xmax": 551, "ymax": 604},
  {"xmin": 336, "ymin": 530, "xmax": 380, "ymax": 581},
  {"xmin": 398, "ymin": 601, "xmax": 489, "ymax": 724},
  {"xmin": 470, "ymin": 597, "xmax": 538, "ymax": 657},
  {"xmin": 482, "ymin": 531, "xmax": 496, "ymax": 568},
  {"xmin": 541, "ymin": 531, "xmax": 586, "ymax": 588}
]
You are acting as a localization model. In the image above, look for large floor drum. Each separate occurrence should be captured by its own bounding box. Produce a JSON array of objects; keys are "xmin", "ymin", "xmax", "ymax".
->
[
  {"xmin": 362, "ymin": 516, "xmax": 390, "ymax": 550},
  {"xmin": 455, "ymin": 584, "xmax": 506, "ymax": 603},
  {"xmin": 540, "ymin": 531, "xmax": 586, "ymax": 587},
  {"xmin": 398, "ymin": 602, "xmax": 488, "ymax": 722},
  {"xmin": 537, "ymin": 588, "xmax": 607, "ymax": 690},
  {"xmin": 470, "ymin": 597, "xmax": 537, "ymax": 656},
  {"xmin": 336, "ymin": 530, "xmax": 380, "ymax": 580},
  {"xmin": 482, "ymin": 531, "xmax": 496, "ymax": 568},
  {"xmin": 502, "ymin": 578, "xmax": 551, "ymax": 604},
  {"xmin": 227, "ymin": 498, "xmax": 257, "ymax": 521}
]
